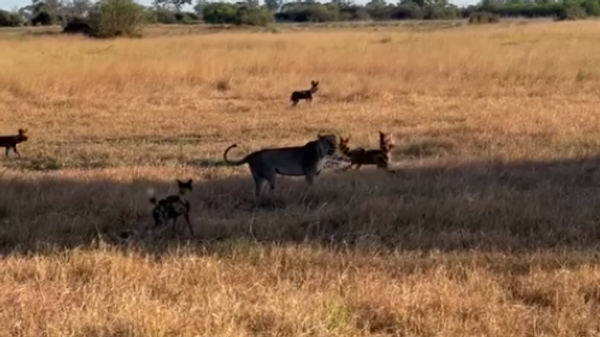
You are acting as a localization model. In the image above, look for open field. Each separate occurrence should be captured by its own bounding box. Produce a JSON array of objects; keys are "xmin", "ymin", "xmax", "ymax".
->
[{"xmin": 2, "ymin": 20, "xmax": 600, "ymax": 336}]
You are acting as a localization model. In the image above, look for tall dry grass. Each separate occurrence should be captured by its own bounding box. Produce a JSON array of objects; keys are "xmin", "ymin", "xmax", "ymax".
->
[{"xmin": 2, "ymin": 21, "xmax": 600, "ymax": 336}]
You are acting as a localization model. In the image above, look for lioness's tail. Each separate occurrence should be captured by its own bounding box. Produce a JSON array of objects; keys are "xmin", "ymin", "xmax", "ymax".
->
[
  {"xmin": 148, "ymin": 188, "xmax": 157, "ymax": 205},
  {"xmin": 223, "ymin": 144, "xmax": 248, "ymax": 166}
]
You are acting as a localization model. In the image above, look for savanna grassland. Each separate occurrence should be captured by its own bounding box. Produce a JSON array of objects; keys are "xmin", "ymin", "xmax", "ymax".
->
[{"xmin": 3, "ymin": 20, "xmax": 600, "ymax": 336}]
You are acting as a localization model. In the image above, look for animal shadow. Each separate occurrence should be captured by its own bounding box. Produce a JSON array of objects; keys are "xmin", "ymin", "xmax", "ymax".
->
[{"xmin": 186, "ymin": 158, "xmax": 230, "ymax": 168}]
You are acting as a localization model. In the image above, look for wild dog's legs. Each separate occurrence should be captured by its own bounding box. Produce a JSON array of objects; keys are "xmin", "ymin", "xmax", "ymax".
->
[
  {"xmin": 184, "ymin": 213, "xmax": 194, "ymax": 236},
  {"xmin": 12, "ymin": 146, "xmax": 20, "ymax": 158},
  {"xmin": 172, "ymin": 216, "xmax": 179, "ymax": 235}
]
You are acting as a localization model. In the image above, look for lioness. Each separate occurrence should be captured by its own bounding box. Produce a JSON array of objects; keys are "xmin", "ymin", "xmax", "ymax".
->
[{"xmin": 223, "ymin": 134, "xmax": 337, "ymax": 197}]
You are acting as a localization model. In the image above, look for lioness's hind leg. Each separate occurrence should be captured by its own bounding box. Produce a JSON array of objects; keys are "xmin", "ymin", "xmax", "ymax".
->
[
  {"xmin": 252, "ymin": 173, "xmax": 268, "ymax": 197},
  {"xmin": 305, "ymin": 173, "xmax": 316, "ymax": 186}
]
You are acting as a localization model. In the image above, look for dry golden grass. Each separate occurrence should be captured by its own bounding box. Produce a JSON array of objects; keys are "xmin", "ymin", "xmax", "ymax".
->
[{"xmin": 2, "ymin": 20, "xmax": 600, "ymax": 336}]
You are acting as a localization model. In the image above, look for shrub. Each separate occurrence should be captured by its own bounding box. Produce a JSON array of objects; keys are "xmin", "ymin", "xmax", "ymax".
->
[
  {"xmin": 62, "ymin": 17, "xmax": 93, "ymax": 35},
  {"xmin": 582, "ymin": 0, "xmax": 600, "ymax": 16},
  {"xmin": 557, "ymin": 1, "xmax": 587, "ymax": 20},
  {"xmin": 175, "ymin": 12, "xmax": 199, "ymax": 24},
  {"xmin": 87, "ymin": 0, "xmax": 146, "ymax": 38},
  {"xmin": 31, "ymin": 11, "xmax": 55, "ymax": 26},
  {"xmin": 339, "ymin": 5, "xmax": 371, "ymax": 21},
  {"xmin": 390, "ymin": 2, "xmax": 424, "ymax": 20},
  {"xmin": 203, "ymin": 3, "xmax": 238, "ymax": 24},
  {"xmin": 235, "ymin": 6, "xmax": 274, "ymax": 26},
  {"xmin": 423, "ymin": 4, "xmax": 459, "ymax": 19},
  {"xmin": 275, "ymin": 3, "xmax": 339, "ymax": 22},
  {"xmin": 0, "ymin": 10, "xmax": 23, "ymax": 27},
  {"xmin": 203, "ymin": 3, "xmax": 274, "ymax": 26},
  {"xmin": 468, "ymin": 11, "xmax": 499, "ymax": 24},
  {"xmin": 155, "ymin": 9, "xmax": 178, "ymax": 24}
]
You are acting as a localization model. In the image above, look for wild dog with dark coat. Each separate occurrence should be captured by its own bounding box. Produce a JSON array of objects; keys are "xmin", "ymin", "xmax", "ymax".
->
[
  {"xmin": 0, "ymin": 128, "xmax": 28, "ymax": 157},
  {"xmin": 290, "ymin": 80, "xmax": 319, "ymax": 107}
]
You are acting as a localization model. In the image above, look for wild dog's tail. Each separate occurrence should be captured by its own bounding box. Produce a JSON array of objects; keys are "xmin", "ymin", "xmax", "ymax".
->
[{"xmin": 223, "ymin": 144, "xmax": 248, "ymax": 166}]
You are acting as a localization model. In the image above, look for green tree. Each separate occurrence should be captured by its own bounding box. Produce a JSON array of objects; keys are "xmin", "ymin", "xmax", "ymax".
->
[
  {"xmin": 88, "ymin": 0, "xmax": 147, "ymax": 38},
  {"xmin": 154, "ymin": 0, "xmax": 192, "ymax": 12},
  {"xmin": 193, "ymin": 0, "xmax": 208, "ymax": 16},
  {"xmin": 264, "ymin": 0, "xmax": 284, "ymax": 11},
  {"xmin": 582, "ymin": 0, "xmax": 600, "ymax": 16},
  {"xmin": 0, "ymin": 10, "xmax": 24, "ymax": 27},
  {"xmin": 203, "ymin": 2, "xmax": 238, "ymax": 23}
]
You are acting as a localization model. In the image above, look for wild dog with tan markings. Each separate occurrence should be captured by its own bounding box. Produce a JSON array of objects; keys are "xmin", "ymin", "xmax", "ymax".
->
[
  {"xmin": 290, "ymin": 80, "xmax": 319, "ymax": 107},
  {"xmin": 149, "ymin": 179, "xmax": 194, "ymax": 236},
  {"xmin": 0, "ymin": 128, "xmax": 28, "ymax": 157},
  {"xmin": 338, "ymin": 131, "xmax": 394, "ymax": 171}
]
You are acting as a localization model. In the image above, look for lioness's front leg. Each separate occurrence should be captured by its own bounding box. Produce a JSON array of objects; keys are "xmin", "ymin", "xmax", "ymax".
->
[{"xmin": 305, "ymin": 172, "xmax": 316, "ymax": 186}]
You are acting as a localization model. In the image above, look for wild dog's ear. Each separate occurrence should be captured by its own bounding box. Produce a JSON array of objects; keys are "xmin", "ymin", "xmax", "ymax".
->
[{"xmin": 178, "ymin": 179, "xmax": 193, "ymax": 189}]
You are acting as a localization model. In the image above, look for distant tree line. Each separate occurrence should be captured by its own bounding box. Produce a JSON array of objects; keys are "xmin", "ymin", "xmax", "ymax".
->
[{"xmin": 1, "ymin": 0, "xmax": 599, "ymax": 33}]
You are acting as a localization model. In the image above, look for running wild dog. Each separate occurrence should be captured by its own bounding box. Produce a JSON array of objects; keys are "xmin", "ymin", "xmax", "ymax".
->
[
  {"xmin": 149, "ymin": 179, "xmax": 194, "ymax": 236},
  {"xmin": 0, "ymin": 128, "xmax": 28, "ymax": 157},
  {"xmin": 338, "ymin": 131, "xmax": 395, "ymax": 171},
  {"xmin": 290, "ymin": 80, "xmax": 319, "ymax": 107}
]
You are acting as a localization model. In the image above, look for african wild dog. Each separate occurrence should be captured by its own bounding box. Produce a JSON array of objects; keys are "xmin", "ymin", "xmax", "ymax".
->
[
  {"xmin": 290, "ymin": 80, "xmax": 319, "ymax": 107},
  {"xmin": 338, "ymin": 131, "xmax": 395, "ymax": 171},
  {"xmin": 0, "ymin": 129, "xmax": 28, "ymax": 158},
  {"xmin": 149, "ymin": 179, "xmax": 194, "ymax": 236}
]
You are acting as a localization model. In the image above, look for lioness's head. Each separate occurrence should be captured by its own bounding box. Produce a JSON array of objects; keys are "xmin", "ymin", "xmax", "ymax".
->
[{"xmin": 317, "ymin": 134, "xmax": 337, "ymax": 156}]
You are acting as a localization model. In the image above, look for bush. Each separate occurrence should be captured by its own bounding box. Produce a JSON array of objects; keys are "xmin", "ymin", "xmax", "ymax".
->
[
  {"xmin": 175, "ymin": 12, "xmax": 199, "ymax": 24},
  {"xmin": 557, "ymin": 1, "xmax": 587, "ymax": 20},
  {"xmin": 203, "ymin": 3, "xmax": 238, "ymax": 24},
  {"xmin": 62, "ymin": 17, "xmax": 93, "ymax": 35},
  {"xmin": 235, "ymin": 6, "xmax": 274, "ymax": 26},
  {"xmin": 468, "ymin": 11, "xmax": 499, "ymax": 24},
  {"xmin": 390, "ymin": 3, "xmax": 424, "ymax": 20},
  {"xmin": 155, "ymin": 9, "xmax": 178, "ymax": 24},
  {"xmin": 582, "ymin": 0, "xmax": 600, "ymax": 16},
  {"xmin": 88, "ymin": 0, "xmax": 146, "ymax": 38},
  {"xmin": 204, "ymin": 3, "xmax": 274, "ymax": 26},
  {"xmin": 339, "ymin": 5, "xmax": 371, "ymax": 21},
  {"xmin": 423, "ymin": 4, "xmax": 459, "ymax": 19},
  {"xmin": 0, "ymin": 10, "xmax": 23, "ymax": 27},
  {"xmin": 31, "ymin": 11, "xmax": 55, "ymax": 26},
  {"xmin": 275, "ymin": 3, "xmax": 339, "ymax": 22}
]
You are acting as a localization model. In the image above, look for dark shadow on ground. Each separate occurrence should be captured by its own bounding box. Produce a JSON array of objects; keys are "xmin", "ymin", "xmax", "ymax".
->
[
  {"xmin": 185, "ymin": 158, "xmax": 231, "ymax": 168},
  {"xmin": 2, "ymin": 153, "xmax": 600, "ymax": 257}
]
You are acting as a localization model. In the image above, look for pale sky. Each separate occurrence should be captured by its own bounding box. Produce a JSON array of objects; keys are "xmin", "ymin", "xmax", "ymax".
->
[{"xmin": 0, "ymin": 0, "xmax": 478, "ymax": 11}]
